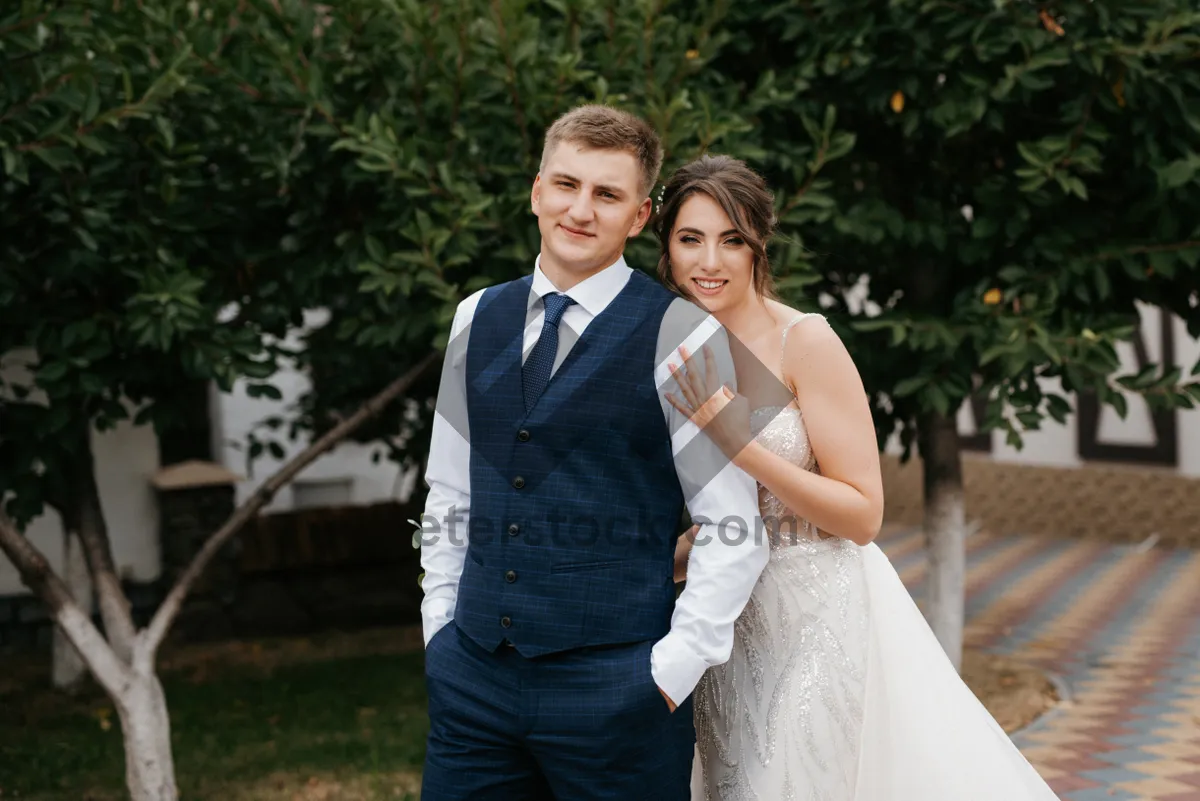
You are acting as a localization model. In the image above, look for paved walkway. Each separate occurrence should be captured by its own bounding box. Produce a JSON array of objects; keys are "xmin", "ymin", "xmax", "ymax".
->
[{"xmin": 877, "ymin": 526, "xmax": 1200, "ymax": 801}]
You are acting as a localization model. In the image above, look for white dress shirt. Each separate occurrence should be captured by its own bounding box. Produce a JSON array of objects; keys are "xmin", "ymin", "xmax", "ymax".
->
[{"xmin": 419, "ymin": 254, "xmax": 767, "ymax": 705}]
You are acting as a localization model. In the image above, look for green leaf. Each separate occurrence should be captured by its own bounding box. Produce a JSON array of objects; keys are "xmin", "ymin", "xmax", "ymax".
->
[
  {"xmin": 74, "ymin": 227, "xmax": 99, "ymax": 252},
  {"xmin": 1045, "ymin": 394, "xmax": 1071, "ymax": 424},
  {"xmin": 1016, "ymin": 141, "xmax": 1044, "ymax": 167},
  {"xmin": 1130, "ymin": 364, "xmax": 1158, "ymax": 389},
  {"xmin": 82, "ymin": 82, "xmax": 101, "ymax": 123},
  {"xmin": 893, "ymin": 375, "xmax": 928, "ymax": 397},
  {"xmin": 826, "ymin": 131, "xmax": 856, "ymax": 160},
  {"xmin": 28, "ymin": 147, "xmax": 79, "ymax": 172},
  {"xmin": 1005, "ymin": 427, "xmax": 1023, "ymax": 450},
  {"xmin": 1110, "ymin": 392, "xmax": 1129, "ymax": 420},
  {"xmin": 365, "ymin": 236, "xmax": 387, "ymax": 264},
  {"xmin": 851, "ymin": 319, "xmax": 898, "ymax": 333},
  {"xmin": 1159, "ymin": 159, "xmax": 1195, "ymax": 189},
  {"xmin": 36, "ymin": 360, "xmax": 70, "ymax": 383},
  {"xmin": 1, "ymin": 147, "xmax": 22, "ymax": 181},
  {"xmin": 1015, "ymin": 410, "xmax": 1042, "ymax": 429},
  {"xmin": 155, "ymin": 116, "xmax": 175, "ymax": 151},
  {"xmin": 246, "ymin": 383, "xmax": 284, "ymax": 401},
  {"xmin": 1062, "ymin": 175, "xmax": 1088, "ymax": 200},
  {"xmin": 979, "ymin": 343, "xmax": 1016, "ymax": 367}
]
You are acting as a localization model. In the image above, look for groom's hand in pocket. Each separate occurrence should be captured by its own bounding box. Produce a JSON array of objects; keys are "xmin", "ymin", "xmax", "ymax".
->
[{"xmin": 658, "ymin": 687, "xmax": 678, "ymax": 713}]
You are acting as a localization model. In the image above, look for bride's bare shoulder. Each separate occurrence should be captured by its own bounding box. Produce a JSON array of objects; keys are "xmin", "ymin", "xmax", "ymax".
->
[
  {"xmin": 771, "ymin": 301, "xmax": 856, "ymax": 390},
  {"xmin": 767, "ymin": 300, "xmax": 833, "ymax": 342}
]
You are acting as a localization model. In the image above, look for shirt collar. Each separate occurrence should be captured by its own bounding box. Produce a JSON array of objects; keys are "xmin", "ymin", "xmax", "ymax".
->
[{"xmin": 531, "ymin": 254, "xmax": 631, "ymax": 317}]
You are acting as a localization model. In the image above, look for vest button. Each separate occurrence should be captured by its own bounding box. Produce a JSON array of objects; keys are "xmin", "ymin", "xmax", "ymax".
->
[
  {"xmin": 517, "ymin": 429, "xmax": 531, "ymax": 442},
  {"xmin": 505, "ymin": 569, "xmax": 517, "ymax": 583},
  {"xmin": 508, "ymin": 523, "xmax": 520, "ymax": 536},
  {"xmin": 512, "ymin": 476, "xmax": 525, "ymax": 489},
  {"xmin": 500, "ymin": 615, "xmax": 512, "ymax": 628}
]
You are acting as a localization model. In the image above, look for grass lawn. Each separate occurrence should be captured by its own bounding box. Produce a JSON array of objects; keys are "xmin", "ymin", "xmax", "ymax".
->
[
  {"xmin": 0, "ymin": 629, "xmax": 431, "ymax": 800},
  {"xmin": 0, "ymin": 626, "xmax": 1056, "ymax": 800}
]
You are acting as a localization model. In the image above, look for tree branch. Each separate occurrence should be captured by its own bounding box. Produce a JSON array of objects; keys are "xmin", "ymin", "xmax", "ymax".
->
[
  {"xmin": 781, "ymin": 140, "xmax": 830, "ymax": 217},
  {"xmin": 1096, "ymin": 240, "xmax": 1200, "ymax": 261},
  {"xmin": 77, "ymin": 462, "xmax": 137, "ymax": 662},
  {"xmin": 0, "ymin": 73, "xmax": 73, "ymax": 125},
  {"xmin": 0, "ymin": 508, "xmax": 130, "ymax": 697},
  {"xmin": 0, "ymin": 13, "xmax": 50, "ymax": 38},
  {"xmin": 143, "ymin": 350, "xmax": 441, "ymax": 654}
]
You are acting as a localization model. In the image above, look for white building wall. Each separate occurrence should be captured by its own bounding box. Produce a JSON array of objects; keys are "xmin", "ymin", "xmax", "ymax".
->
[
  {"xmin": 0, "ymin": 349, "xmax": 161, "ymax": 596},
  {"xmin": 952, "ymin": 303, "xmax": 1200, "ymax": 476},
  {"xmin": 1, "ymin": 309, "xmax": 416, "ymax": 598},
  {"xmin": 209, "ymin": 309, "xmax": 416, "ymax": 514}
]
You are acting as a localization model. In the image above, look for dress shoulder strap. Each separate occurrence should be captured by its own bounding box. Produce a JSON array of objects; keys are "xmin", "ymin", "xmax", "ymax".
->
[{"xmin": 779, "ymin": 313, "xmax": 824, "ymax": 376}]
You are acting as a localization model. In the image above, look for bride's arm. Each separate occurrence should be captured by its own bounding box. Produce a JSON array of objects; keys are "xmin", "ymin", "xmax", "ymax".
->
[{"xmin": 732, "ymin": 317, "xmax": 883, "ymax": 546}]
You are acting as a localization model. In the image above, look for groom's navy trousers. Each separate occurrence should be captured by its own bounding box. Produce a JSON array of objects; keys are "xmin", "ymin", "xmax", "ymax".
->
[{"xmin": 422, "ymin": 623, "xmax": 695, "ymax": 800}]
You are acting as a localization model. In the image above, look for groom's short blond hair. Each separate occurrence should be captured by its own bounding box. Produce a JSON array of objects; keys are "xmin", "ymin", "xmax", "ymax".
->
[{"xmin": 539, "ymin": 105, "xmax": 664, "ymax": 198}]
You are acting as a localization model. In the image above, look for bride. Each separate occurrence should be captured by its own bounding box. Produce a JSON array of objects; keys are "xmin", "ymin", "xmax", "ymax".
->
[{"xmin": 659, "ymin": 154, "xmax": 1060, "ymax": 800}]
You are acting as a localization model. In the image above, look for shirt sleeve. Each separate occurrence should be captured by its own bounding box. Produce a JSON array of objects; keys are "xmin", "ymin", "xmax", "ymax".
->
[
  {"xmin": 419, "ymin": 290, "xmax": 484, "ymax": 646},
  {"xmin": 650, "ymin": 305, "xmax": 769, "ymax": 704}
]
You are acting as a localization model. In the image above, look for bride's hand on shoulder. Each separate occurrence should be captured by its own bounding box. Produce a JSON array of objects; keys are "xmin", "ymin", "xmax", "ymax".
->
[{"xmin": 666, "ymin": 344, "xmax": 752, "ymax": 460}]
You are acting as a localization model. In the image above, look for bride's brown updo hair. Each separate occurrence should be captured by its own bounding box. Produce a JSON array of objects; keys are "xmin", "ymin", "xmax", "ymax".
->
[{"xmin": 652, "ymin": 154, "xmax": 779, "ymax": 300}]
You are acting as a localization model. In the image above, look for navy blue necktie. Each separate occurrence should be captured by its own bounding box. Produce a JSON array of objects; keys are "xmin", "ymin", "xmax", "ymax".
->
[{"xmin": 523, "ymin": 293, "xmax": 576, "ymax": 411}]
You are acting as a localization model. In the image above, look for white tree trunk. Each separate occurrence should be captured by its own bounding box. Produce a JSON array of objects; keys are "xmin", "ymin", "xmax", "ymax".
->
[
  {"xmin": 919, "ymin": 412, "xmax": 966, "ymax": 672},
  {"xmin": 116, "ymin": 667, "xmax": 178, "ymax": 801},
  {"xmin": 0, "ymin": 354, "xmax": 439, "ymax": 801},
  {"xmin": 53, "ymin": 529, "xmax": 94, "ymax": 691}
]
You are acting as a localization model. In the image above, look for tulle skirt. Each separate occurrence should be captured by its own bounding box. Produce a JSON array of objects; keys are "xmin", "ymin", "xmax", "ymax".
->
[{"xmin": 691, "ymin": 541, "xmax": 1060, "ymax": 800}]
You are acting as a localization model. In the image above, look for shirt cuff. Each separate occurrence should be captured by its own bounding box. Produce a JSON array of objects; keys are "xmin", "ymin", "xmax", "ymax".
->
[
  {"xmin": 421, "ymin": 599, "xmax": 456, "ymax": 647},
  {"xmin": 649, "ymin": 629, "xmax": 711, "ymax": 706}
]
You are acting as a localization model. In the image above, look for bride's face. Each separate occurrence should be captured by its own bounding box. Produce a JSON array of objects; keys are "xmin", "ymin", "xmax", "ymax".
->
[{"xmin": 667, "ymin": 193, "xmax": 756, "ymax": 314}]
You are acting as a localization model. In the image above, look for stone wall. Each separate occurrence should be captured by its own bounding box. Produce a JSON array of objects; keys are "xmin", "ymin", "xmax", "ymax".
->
[
  {"xmin": 0, "ymin": 581, "xmax": 161, "ymax": 653},
  {"xmin": 883, "ymin": 453, "xmax": 1200, "ymax": 547},
  {"xmin": 0, "ymin": 499, "xmax": 425, "ymax": 654}
]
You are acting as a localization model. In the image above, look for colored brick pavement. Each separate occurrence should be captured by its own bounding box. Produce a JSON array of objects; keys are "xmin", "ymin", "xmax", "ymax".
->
[{"xmin": 876, "ymin": 526, "xmax": 1200, "ymax": 801}]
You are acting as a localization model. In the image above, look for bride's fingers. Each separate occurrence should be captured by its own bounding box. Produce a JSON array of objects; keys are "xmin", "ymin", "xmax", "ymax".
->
[
  {"xmin": 668, "ymin": 366, "xmax": 698, "ymax": 410},
  {"xmin": 665, "ymin": 392, "xmax": 692, "ymax": 418},
  {"xmin": 702, "ymin": 345, "xmax": 719, "ymax": 395},
  {"xmin": 679, "ymin": 346, "xmax": 708, "ymax": 402}
]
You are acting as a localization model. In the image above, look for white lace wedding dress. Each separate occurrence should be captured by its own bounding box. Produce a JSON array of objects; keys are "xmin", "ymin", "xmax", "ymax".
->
[{"xmin": 689, "ymin": 315, "xmax": 1060, "ymax": 801}]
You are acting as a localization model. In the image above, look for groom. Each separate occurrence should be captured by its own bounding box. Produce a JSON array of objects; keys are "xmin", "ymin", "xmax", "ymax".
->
[{"xmin": 418, "ymin": 104, "xmax": 767, "ymax": 800}]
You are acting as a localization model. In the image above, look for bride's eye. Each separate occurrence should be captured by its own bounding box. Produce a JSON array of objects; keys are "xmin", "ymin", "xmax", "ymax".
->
[
  {"xmin": 724, "ymin": 237, "xmax": 745, "ymax": 246},
  {"xmin": 679, "ymin": 234, "xmax": 700, "ymax": 244}
]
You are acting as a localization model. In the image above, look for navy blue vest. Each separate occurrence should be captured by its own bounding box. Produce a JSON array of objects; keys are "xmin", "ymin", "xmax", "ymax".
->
[{"xmin": 454, "ymin": 270, "xmax": 685, "ymax": 656}]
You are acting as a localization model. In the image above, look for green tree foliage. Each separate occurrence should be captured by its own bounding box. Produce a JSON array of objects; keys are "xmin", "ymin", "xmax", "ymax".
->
[{"xmin": 717, "ymin": 0, "xmax": 1200, "ymax": 452}]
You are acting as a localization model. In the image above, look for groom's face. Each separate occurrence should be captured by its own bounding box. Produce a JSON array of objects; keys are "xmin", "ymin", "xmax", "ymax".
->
[{"xmin": 531, "ymin": 142, "xmax": 651, "ymax": 283}]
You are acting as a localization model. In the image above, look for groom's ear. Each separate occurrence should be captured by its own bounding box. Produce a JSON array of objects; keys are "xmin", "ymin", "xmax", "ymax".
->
[
  {"xmin": 627, "ymin": 196, "xmax": 653, "ymax": 238},
  {"xmin": 530, "ymin": 174, "xmax": 543, "ymax": 216}
]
